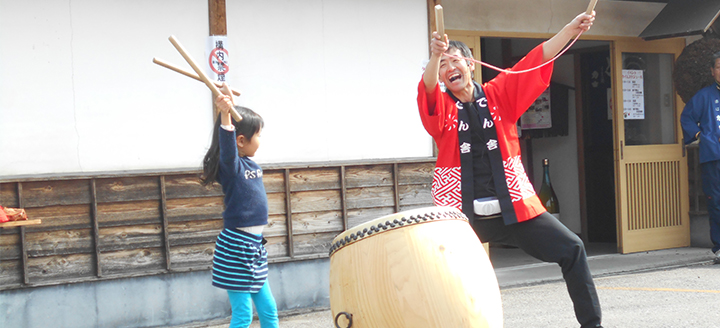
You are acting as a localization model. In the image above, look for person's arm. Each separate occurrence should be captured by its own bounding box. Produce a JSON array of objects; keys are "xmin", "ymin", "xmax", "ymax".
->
[
  {"xmin": 417, "ymin": 79, "xmax": 445, "ymax": 139},
  {"xmin": 214, "ymin": 83, "xmax": 240, "ymax": 127},
  {"xmin": 680, "ymin": 96, "xmax": 703, "ymax": 144},
  {"xmin": 214, "ymin": 83, "xmax": 242, "ymax": 177},
  {"xmin": 543, "ymin": 11, "xmax": 595, "ymax": 62},
  {"xmin": 423, "ymin": 31, "xmax": 448, "ymax": 93},
  {"xmin": 418, "ymin": 31, "xmax": 450, "ymax": 139}
]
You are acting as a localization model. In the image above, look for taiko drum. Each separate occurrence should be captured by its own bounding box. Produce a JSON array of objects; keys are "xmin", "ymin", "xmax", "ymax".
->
[{"xmin": 328, "ymin": 206, "xmax": 502, "ymax": 328}]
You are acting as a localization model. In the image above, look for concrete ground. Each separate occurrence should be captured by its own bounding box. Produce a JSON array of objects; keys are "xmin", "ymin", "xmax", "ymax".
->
[
  {"xmin": 502, "ymin": 263, "xmax": 720, "ymax": 327},
  {"xmin": 172, "ymin": 244, "xmax": 717, "ymax": 328}
]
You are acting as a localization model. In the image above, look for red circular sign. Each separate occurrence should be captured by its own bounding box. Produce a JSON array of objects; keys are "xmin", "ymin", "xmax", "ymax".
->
[{"xmin": 209, "ymin": 48, "xmax": 229, "ymax": 75}]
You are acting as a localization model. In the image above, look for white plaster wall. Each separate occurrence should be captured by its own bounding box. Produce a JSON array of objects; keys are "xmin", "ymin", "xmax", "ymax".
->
[
  {"xmin": 0, "ymin": 0, "xmax": 211, "ymax": 176},
  {"xmin": 224, "ymin": 0, "xmax": 429, "ymax": 164},
  {"xmin": 0, "ymin": 0, "xmax": 430, "ymax": 176}
]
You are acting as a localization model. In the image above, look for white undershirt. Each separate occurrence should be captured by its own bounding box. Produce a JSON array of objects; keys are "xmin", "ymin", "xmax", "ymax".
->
[{"xmin": 237, "ymin": 225, "xmax": 265, "ymax": 235}]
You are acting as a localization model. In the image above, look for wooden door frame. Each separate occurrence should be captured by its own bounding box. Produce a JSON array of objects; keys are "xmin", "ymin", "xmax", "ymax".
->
[{"xmin": 611, "ymin": 36, "xmax": 689, "ymax": 253}]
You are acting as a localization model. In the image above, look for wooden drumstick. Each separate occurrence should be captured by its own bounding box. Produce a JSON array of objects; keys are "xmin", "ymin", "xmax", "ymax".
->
[
  {"xmin": 167, "ymin": 35, "xmax": 241, "ymax": 121},
  {"xmin": 586, "ymin": 0, "xmax": 598, "ymax": 14},
  {"xmin": 435, "ymin": 5, "xmax": 444, "ymax": 38},
  {"xmin": 153, "ymin": 57, "xmax": 241, "ymax": 96}
]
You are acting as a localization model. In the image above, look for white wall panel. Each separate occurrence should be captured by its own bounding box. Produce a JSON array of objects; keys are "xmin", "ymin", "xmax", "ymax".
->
[
  {"xmin": 0, "ymin": 0, "xmax": 431, "ymax": 176},
  {"xmin": 1, "ymin": 0, "xmax": 212, "ymax": 176},
  {"xmin": 225, "ymin": 0, "xmax": 430, "ymax": 163}
]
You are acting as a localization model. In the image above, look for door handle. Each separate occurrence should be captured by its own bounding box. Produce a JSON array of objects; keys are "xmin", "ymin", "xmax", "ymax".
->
[{"xmin": 620, "ymin": 140, "xmax": 624, "ymax": 160}]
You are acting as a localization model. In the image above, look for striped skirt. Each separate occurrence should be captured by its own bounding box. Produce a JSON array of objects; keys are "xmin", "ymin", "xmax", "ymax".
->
[{"xmin": 212, "ymin": 228, "xmax": 268, "ymax": 293}]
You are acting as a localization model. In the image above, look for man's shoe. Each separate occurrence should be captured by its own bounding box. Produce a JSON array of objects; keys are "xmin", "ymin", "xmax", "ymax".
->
[{"xmin": 714, "ymin": 250, "xmax": 720, "ymax": 264}]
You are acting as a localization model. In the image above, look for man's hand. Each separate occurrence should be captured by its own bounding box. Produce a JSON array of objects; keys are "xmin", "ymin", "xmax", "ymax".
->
[
  {"xmin": 424, "ymin": 31, "xmax": 449, "ymax": 92},
  {"xmin": 543, "ymin": 11, "xmax": 596, "ymax": 62},
  {"xmin": 567, "ymin": 11, "xmax": 595, "ymax": 35},
  {"xmin": 430, "ymin": 31, "xmax": 449, "ymax": 59}
]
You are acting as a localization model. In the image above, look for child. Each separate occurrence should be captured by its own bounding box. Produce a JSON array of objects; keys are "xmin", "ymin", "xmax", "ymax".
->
[{"xmin": 201, "ymin": 84, "xmax": 279, "ymax": 328}]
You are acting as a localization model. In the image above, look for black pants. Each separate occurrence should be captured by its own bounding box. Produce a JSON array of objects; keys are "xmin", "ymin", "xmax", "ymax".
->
[{"xmin": 473, "ymin": 212, "xmax": 602, "ymax": 328}]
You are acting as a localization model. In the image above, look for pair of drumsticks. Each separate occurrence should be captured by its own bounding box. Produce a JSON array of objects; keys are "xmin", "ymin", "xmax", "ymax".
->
[{"xmin": 153, "ymin": 36, "xmax": 241, "ymax": 121}]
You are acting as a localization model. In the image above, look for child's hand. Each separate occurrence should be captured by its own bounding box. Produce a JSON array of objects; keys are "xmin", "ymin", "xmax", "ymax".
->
[
  {"xmin": 214, "ymin": 83, "xmax": 244, "ymax": 125},
  {"xmin": 215, "ymin": 93, "xmax": 234, "ymax": 116},
  {"xmin": 214, "ymin": 83, "xmax": 236, "ymax": 118},
  {"xmin": 214, "ymin": 83, "xmax": 238, "ymax": 125},
  {"xmin": 219, "ymin": 83, "xmax": 234, "ymax": 98}
]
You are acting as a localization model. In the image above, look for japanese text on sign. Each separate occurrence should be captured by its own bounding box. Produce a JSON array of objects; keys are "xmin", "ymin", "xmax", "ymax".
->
[
  {"xmin": 622, "ymin": 69, "xmax": 644, "ymax": 120},
  {"xmin": 206, "ymin": 36, "xmax": 229, "ymax": 82}
]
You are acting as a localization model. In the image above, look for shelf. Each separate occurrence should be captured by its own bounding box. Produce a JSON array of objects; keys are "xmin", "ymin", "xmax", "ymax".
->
[{"xmin": 0, "ymin": 219, "xmax": 41, "ymax": 229}]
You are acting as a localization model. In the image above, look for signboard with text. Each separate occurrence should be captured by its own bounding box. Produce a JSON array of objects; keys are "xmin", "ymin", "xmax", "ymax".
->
[
  {"xmin": 206, "ymin": 36, "xmax": 229, "ymax": 82},
  {"xmin": 622, "ymin": 69, "xmax": 645, "ymax": 120}
]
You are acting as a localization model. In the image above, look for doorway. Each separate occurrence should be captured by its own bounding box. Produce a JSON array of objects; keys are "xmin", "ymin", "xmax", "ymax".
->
[{"xmin": 578, "ymin": 47, "xmax": 617, "ymax": 243}]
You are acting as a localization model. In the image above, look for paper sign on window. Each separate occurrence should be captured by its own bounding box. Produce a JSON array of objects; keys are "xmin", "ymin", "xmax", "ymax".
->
[{"xmin": 622, "ymin": 69, "xmax": 645, "ymax": 120}]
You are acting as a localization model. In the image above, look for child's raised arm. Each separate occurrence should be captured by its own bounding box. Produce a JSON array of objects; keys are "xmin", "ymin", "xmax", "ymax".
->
[{"xmin": 214, "ymin": 83, "xmax": 242, "ymax": 126}]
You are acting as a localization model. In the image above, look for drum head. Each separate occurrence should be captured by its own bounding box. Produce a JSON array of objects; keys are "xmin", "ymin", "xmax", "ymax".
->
[{"xmin": 329, "ymin": 206, "xmax": 467, "ymax": 256}]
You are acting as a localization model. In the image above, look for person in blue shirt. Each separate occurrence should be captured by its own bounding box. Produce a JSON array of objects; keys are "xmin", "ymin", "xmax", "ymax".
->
[
  {"xmin": 201, "ymin": 84, "xmax": 279, "ymax": 327},
  {"xmin": 680, "ymin": 51, "xmax": 720, "ymax": 264}
]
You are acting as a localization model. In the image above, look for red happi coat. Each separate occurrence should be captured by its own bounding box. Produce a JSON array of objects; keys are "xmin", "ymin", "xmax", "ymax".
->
[{"xmin": 417, "ymin": 43, "xmax": 551, "ymax": 224}]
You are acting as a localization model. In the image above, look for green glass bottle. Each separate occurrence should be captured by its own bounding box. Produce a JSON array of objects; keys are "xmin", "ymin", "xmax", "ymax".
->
[{"xmin": 538, "ymin": 158, "xmax": 560, "ymax": 219}]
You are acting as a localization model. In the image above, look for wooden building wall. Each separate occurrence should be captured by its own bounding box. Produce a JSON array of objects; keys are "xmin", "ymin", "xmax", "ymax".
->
[{"xmin": 0, "ymin": 159, "xmax": 434, "ymax": 290}]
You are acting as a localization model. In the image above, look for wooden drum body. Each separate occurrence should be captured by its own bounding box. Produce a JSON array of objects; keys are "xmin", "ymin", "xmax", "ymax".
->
[{"xmin": 329, "ymin": 206, "xmax": 502, "ymax": 328}]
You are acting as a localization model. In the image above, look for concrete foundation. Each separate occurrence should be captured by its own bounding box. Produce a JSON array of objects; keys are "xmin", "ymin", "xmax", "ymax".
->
[{"xmin": 0, "ymin": 258, "xmax": 330, "ymax": 328}]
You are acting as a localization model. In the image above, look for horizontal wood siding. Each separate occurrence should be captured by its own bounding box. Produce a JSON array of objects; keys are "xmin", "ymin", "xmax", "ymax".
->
[
  {"xmin": 27, "ymin": 253, "xmax": 95, "ymax": 283},
  {"xmin": 0, "ymin": 159, "xmax": 435, "ymax": 290},
  {"xmin": 0, "ymin": 183, "xmax": 18, "ymax": 206}
]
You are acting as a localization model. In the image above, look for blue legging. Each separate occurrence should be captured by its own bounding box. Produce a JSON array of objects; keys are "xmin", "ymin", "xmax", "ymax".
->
[{"xmin": 227, "ymin": 282, "xmax": 279, "ymax": 328}]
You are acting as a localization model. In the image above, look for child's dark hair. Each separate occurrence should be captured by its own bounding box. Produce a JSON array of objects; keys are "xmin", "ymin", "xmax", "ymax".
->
[{"xmin": 201, "ymin": 106, "xmax": 264, "ymax": 186}]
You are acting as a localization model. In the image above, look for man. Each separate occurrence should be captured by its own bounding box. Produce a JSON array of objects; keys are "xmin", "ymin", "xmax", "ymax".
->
[
  {"xmin": 417, "ymin": 11, "xmax": 603, "ymax": 328},
  {"xmin": 680, "ymin": 51, "xmax": 720, "ymax": 265}
]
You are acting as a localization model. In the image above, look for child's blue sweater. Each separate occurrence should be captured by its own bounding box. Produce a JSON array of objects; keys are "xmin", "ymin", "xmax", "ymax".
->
[{"xmin": 217, "ymin": 127, "xmax": 268, "ymax": 229}]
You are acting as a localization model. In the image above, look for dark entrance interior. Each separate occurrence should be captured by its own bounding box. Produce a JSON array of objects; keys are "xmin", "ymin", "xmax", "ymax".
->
[{"xmin": 579, "ymin": 47, "xmax": 617, "ymax": 243}]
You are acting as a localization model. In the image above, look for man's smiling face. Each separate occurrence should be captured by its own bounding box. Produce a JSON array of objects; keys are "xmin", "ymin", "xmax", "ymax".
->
[{"xmin": 438, "ymin": 48, "xmax": 475, "ymax": 94}]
